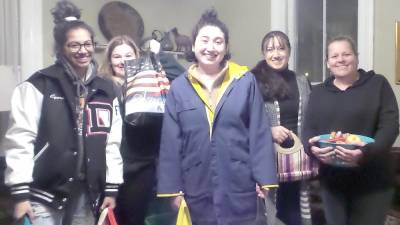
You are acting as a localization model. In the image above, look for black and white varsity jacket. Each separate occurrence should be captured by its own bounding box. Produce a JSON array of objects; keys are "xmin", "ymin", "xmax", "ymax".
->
[{"xmin": 2, "ymin": 63, "xmax": 123, "ymax": 211}]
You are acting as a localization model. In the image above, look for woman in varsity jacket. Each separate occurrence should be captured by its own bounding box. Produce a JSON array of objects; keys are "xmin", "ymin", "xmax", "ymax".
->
[{"xmin": 2, "ymin": 1, "xmax": 123, "ymax": 224}]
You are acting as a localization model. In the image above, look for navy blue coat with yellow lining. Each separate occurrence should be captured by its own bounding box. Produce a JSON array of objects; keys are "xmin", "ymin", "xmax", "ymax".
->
[{"xmin": 157, "ymin": 61, "xmax": 278, "ymax": 225}]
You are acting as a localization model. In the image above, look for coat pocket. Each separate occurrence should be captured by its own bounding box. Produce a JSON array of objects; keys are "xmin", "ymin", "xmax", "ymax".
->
[
  {"xmin": 229, "ymin": 145, "xmax": 253, "ymax": 192},
  {"xmin": 182, "ymin": 156, "xmax": 202, "ymax": 174},
  {"xmin": 226, "ymin": 191, "xmax": 258, "ymax": 221},
  {"xmin": 182, "ymin": 156, "xmax": 204, "ymax": 195},
  {"xmin": 176, "ymin": 99, "xmax": 197, "ymax": 112}
]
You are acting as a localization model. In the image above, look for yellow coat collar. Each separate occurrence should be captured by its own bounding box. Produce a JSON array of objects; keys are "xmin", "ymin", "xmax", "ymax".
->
[{"xmin": 187, "ymin": 61, "xmax": 249, "ymax": 135}]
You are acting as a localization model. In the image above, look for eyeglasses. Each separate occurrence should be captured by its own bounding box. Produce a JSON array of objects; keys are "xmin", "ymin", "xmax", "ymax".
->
[{"xmin": 66, "ymin": 41, "xmax": 95, "ymax": 53}]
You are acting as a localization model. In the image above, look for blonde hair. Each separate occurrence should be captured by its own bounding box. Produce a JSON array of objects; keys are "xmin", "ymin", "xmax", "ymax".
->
[{"xmin": 99, "ymin": 35, "xmax": 140, "ymax": 84}]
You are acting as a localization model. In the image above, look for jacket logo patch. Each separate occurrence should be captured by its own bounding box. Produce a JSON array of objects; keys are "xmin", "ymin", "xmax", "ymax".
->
[
  {"xmin": 96, "ymin": 108, "xmax": 111, "ymax": 127},
  {"xmin": 49, "ymin": 93, "xmax": 64, "ymax": 100},
  {"xmin": 86, "ymin": 102, "xmax": 113, "ymax": 135}
]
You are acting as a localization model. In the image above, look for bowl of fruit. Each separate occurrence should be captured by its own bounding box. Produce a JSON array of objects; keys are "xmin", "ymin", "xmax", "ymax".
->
[{"xmin": 317, "ymin": 131, "xmax": 374, "ymax": 167}]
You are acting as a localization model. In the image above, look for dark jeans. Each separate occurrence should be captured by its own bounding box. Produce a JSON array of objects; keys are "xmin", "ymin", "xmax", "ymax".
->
[
  {"xmin": 276, "ymin": 181, "xmax": 302, "ymax": 225},
  {"xmin": 320, "ymin": 182, "xmax": 394, "ymax": 225},
  {"xmin": 115, "ymin": 166, "xmax": 156, "ymax": 225}
]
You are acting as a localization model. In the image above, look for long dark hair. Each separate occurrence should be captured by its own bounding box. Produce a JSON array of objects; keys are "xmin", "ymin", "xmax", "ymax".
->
[
  {"xmin": 186, "ymin": 9, "xmax": 231, "ymax": 64},
  {"xmin": 251, "ymin": 31, "xmax": 292, "ymax": 101},
  {"xmin": 51, "ymin": 1, "xmax": 95, "ymax": 58}
]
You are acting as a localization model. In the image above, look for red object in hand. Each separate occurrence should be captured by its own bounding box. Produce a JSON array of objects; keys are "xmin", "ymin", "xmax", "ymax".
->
[{"xmin": 97, "ymin": 208, "xmax": 118, "ymax": 225}]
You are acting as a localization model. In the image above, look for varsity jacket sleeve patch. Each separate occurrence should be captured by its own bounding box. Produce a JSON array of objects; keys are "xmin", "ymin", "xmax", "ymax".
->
[
  {"xmin": 3, "ymin": 82, "xmax": 43, "ymax": 200},
  {"xmin": 104, "ymin": 97, "xmax": 124, "ymax": 196}
]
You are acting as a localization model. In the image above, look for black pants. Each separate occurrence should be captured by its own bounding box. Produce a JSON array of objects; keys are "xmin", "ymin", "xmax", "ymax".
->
[
  {"xmin": 115, "ymin": 166, "xmax": 156, "ymax": 225},
  {"xmin": 276, "ymin": 181, "xmax": 301, "ymax": 225},
  {"xmin": 321, "ymin": 182, "xmax": 394, "ymax": 225}
]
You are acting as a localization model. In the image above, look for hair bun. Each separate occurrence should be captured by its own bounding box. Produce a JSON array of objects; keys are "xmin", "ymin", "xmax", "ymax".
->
[
  {"xmin": 51, "ymin": 1, "xmax": 81, "ymax": 24},
  {"xmin": 201, "ymin": 9, "xmax": 218, "ymax": 20}
]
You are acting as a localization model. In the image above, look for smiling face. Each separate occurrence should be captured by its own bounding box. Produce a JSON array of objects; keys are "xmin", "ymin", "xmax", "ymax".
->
[
  {"xmin": 263, "ymin": 36, "xmax": 290, "ymax": 71},
  {"xmin": 193, "ymin": 25, "xmax": 227, "ymax": 73},
  {"xmin": 110, "ymin": 43, "xmax": 137, "ymax": 77},
  {"xmin": 326, "ymin": 40, "xmax": 358, "ymax": 79},
  {"xmin": 63, "ymin": 28, "xmax": 94, "ymax": 76}
]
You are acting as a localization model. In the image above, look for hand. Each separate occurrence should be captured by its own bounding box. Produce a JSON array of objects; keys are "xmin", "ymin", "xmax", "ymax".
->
[
  {"xmin": 308, "ymin": 136, "xmax": 320, "ymax": 145},
  {"xmin": 172, "ymin": 195, "xmax": 183, "ymax": 210},
  {"xmin": 149, "ymin": 39, "xmax": 161, "ymax": 54},
  {"xmin": 14, "ymin": 200, "xmax": 34, "ymax": 221},
  {"xmin": 271, "ymin": 126, "xmax": 292, "ymax": 144},
  {"xmin": 100, "ymin": 196, "xmax": 116, "ymax": 210},
  {"xmin": 256, "ymin": 184, "xmax": 269, "ymax": 199},
  {"xmin": 309, "ymin": 136, "xmax": 334, "ymax": 164},
  {"xmin": 335, "ymin": 145, "xmax": 364, "ymax": 166}
]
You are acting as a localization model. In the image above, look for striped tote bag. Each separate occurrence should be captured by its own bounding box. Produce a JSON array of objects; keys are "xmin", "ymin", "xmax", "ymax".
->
[{"xmin": 274, "ymin": 133, "xmax": 319, "ymax": 182}]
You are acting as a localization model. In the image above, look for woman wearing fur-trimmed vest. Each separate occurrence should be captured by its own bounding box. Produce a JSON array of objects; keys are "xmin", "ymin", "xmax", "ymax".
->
[{"xmin": 251, "ymin": 31, "xmax": 316, "ymax": 225}]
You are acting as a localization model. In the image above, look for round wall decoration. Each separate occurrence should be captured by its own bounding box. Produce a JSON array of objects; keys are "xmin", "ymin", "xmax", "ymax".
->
[{"xmin": 98, "ymin": 1, "xmax": 144, "ymax": 44}]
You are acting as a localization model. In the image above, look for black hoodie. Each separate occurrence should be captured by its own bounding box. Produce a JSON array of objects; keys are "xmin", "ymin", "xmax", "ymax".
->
[{"xmin": 303, "ymin": 69, "xmax": 399, "ymax": 191}]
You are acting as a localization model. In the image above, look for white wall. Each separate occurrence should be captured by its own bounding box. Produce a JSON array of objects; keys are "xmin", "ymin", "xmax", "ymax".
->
[
  {"xmin": 374, "ymin": 0, "xmax": 400, "ymax": 146},
  {"xmin": 20, "ymin": 0, "xmax": 43, "ymax": 81},
  {"xmin": 0, "ymin": 0, "xmax": 43, "ymax": 111},
  {"xmin": 0, "ymin": 66, "xmax": 18, "ymax": 111},
  {"xmin": 12, "ymin": 0, "xmax": 400, "ymax": 147},
  {"xmin": 42, "ymin": 0, "xmax": 270, "ymax": 68}
]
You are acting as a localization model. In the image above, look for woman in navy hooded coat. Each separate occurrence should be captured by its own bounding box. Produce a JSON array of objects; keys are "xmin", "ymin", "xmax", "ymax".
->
[{"xmin": 157, "ymin": 10, "xmax": 278, "ymax": 225}]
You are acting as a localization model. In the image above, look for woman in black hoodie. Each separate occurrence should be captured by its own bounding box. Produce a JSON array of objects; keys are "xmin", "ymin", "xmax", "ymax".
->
[{"xmin": 303, "ymin": 36, "xmax": 399, "ymax": 225}]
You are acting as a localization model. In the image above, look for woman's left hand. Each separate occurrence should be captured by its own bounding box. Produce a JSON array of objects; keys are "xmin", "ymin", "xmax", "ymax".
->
[
  {"xmin": 100, "ymin": 196, "xmax": 116, "ymax": 210},
  {"xmin": 256, "ymin": 184, "xmax": 269, "ymax": 199},
  {"xmin": 335, "ymin": 145, "xmax": 365, "ymax": 166}
]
